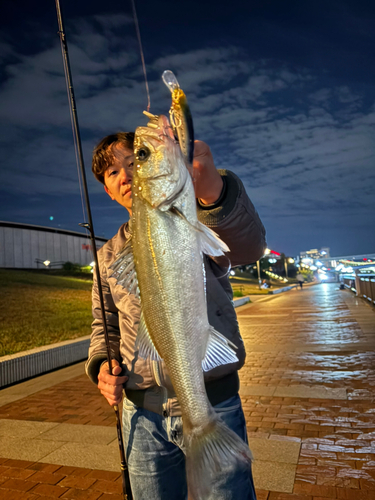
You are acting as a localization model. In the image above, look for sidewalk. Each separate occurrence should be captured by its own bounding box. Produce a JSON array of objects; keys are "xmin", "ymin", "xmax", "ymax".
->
[{"xmin": 0, "ymin": 283, "xmax": 374, "ymax": 499}]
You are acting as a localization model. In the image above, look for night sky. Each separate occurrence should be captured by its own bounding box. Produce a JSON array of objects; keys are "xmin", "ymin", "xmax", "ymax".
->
[{"xmin": 1, "ymin": 0, "xmax": 374, "ymax": 258}]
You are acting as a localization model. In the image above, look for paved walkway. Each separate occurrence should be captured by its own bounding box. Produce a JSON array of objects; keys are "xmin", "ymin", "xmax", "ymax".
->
[{"xmin": 0, "ymin": 283, "xmax": 374, "ymax": 499}]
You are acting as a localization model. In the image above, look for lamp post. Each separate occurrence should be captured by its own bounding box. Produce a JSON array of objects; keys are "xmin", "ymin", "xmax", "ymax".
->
[
  {"xmin": 256, "ymin": 260, "xmax": 262, "ymax": 289},
  {"xmin": 284, "ymin": 257, "xmax": 294, "ymax": 279},
  {"xmin": 257, "ymin": 248, "xmax": 271, "ymax": 289}
]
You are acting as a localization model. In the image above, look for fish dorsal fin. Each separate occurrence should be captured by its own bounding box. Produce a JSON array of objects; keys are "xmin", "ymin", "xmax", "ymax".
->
[
  {"xmin": 135, "ymin": 312, "xmax": 162, "ymax": 362},
  {"xmin": 202, "ymin": 326, "xmax": 238, "ymax": 371},
  {"xmin": 170, "ymin": 207, "xmax": 230, "ymax": 257},
  {"xmin": 109, "ymin": 239, "xmax": 140, "ymax": 298}
]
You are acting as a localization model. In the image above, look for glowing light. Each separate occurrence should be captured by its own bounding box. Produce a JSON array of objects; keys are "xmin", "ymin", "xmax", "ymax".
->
[
  {"xmin": 310, "ymin": 265, "xmax": 317, "ymax": 271},
  {"xmin": 302, "ymin": 258, "xmax": 312, "ymax": 265},
  {"xmin": 230, "ymin": 270, "xmax": 236, "ymax": 276},
  {"xmin": 43, "ymin": 260, "xmax": 50, "ymax": 267},
  {"xmin": 264, "ymin": 270, "xmax": 288, "ymax": 282},
  {"xmin": 268, "ymin": 258, "xmax": 277, "ymax": 263},
  {"xmin": 288, "ymin": 258, "xmax": 295, "ymax": 263},
  {"xmin": 316, "ymin": 261, "xmax": 323, "ymax": 267},
  {"xmin": 49, "ymin": 216, "xmax": 54, "ymax": 221},
  {"xmin": 264, "ymin": 248, "xmax": 271, "ymax": 255}
]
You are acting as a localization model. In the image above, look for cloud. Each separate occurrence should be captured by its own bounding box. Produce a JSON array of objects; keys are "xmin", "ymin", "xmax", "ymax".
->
[{"xmin": 0, "ymin": 10, "xmax": 374, "ymax": 255}]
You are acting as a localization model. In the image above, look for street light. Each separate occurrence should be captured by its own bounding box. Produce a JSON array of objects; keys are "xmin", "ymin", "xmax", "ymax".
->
[
  {"xmin": 257, "ymin": 248, "xmax": 271, "ymax": 289},
  {"xmin": 283, "ymin": 257, "xmax": 294, "ymax": 279},
  {"xmin": 256, "ymin": 260, "xmax": 262, "ymax": 289}
]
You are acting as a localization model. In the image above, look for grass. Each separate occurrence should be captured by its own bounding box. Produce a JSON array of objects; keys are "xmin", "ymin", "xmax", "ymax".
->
[
  {"xmin": 0, "ymin": 269, "xmax": 295, "ymax": 357},
  {"xmin": 0, "ymin": 269, "xmax": 93, "ymax": 357}
]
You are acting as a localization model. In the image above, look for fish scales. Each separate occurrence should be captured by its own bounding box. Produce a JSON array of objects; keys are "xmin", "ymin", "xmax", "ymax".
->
[{"xmin": 133, "ymin": 200, "xmax": 210, "ymax": 427}]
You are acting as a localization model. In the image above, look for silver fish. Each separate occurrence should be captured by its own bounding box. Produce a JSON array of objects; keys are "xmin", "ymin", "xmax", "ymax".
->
[{"xmin": 118, "ymin": 113, "xmax": 252, "ymax": 499}]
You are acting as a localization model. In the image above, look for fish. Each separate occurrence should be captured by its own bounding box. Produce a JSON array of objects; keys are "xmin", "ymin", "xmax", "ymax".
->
[
  {"xmin": 111, "ymin": 116, "xmax": 253, "ymax": 499},
  {"xmin": 109, "ymin": 72, "xmax": 253, "ymax": 499}
]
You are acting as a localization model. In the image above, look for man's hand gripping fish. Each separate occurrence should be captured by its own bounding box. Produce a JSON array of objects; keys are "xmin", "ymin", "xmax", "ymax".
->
[{"xmin": 110, "ymin": 72, "xmax": 252, "ymax": 499}]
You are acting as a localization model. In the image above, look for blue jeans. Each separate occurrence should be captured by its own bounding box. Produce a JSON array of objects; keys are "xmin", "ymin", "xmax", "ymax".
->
[{"xmin": 122, "ymin": 394, "xmax": 256, "ymax": 500}]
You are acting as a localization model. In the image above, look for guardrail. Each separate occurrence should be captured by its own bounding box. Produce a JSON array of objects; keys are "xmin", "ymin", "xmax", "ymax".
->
[
  {"xmin": 342, "ymin": 275, "xmax": 375, "ymax": 306},
  {"xmin": 360, "ymin": 277, "xmax": 375, "ymax": 305}
]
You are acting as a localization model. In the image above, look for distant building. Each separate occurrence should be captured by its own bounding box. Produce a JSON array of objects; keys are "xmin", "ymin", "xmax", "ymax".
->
[
  {"xmin": 300, "ymin": 247, "xmax": 330, "ymax": 261},
  {"xmin": 0, "ymin": 221, "xmax": 107, "ymax": 269}
]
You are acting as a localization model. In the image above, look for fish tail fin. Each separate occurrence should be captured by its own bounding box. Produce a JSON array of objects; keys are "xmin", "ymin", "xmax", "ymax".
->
[{"xmin": 185, "ymin": 416, "xmax": 253, "ymax": 500}]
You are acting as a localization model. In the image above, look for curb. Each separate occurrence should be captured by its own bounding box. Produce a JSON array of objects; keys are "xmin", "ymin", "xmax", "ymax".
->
[
  {"xmin": 233, "ymin": 296, "xmax": 251, "ymax": 307},
  {"xmin": 268, "ymin": 284, "xmax": 298, "ymax": 294},
  {"xmin": 0, "ymin": 336, "xmax": 90, "ymax": 388}
]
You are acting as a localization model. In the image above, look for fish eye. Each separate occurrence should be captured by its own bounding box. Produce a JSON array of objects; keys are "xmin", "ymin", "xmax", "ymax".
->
[{"xmin": 135, "ymin": 147, "xmax": 150, "ymax": 162}]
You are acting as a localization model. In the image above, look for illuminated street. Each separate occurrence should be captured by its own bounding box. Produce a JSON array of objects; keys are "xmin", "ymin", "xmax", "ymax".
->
[
  {"xmin": 238, "ymin": 283, "xmax": 375, "ymax": 498},
  {"xmin": 0, "ymin": 283, "xmax": 374, "ymax": 499}
]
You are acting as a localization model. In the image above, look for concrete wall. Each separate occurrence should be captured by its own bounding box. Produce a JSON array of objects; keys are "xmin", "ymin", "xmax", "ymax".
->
[{"xmin": 0, "ymin": 223, "xmax": 107, "ymax": 269}]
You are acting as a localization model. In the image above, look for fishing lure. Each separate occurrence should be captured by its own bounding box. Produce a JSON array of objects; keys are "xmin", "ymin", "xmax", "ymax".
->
[{"xmin": 162, "ymin": 70, "xmax": 195, "ymax": 165}]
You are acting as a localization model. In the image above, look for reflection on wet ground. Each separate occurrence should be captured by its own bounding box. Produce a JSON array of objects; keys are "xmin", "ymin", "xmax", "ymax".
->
[{"xmin": 238, "ymin": 283, "xmax": 375, "ymax": 498}]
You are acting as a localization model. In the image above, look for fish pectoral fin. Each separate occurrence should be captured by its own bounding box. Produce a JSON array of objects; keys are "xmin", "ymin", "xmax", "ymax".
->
[
  {"xmin": 202, "ymin": 326, "xmax": 238, "ymax": 371},
  {"xmin": 196, "ymin": 222, "xmax": 230, "ymax": 256},
  {"xmin": 109, "ymin": 239, "xmax": 140, "ymax": 298},
  {"xmin": 170, "ymin": 207, "xmax": 229, "ymax": 257},
  {"xmin": 135, "ymin": 313, "xmax": 162, "ymax": 362}
]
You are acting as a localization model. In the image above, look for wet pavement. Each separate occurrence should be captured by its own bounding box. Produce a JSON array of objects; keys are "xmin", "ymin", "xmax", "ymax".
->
[
  {"xmin": 238, "ymin": 283, "xmax": 375, "ymax": 499},
  {"xmin": 0, "ymin": 283, "xmax": 374, "ymax": 499}
]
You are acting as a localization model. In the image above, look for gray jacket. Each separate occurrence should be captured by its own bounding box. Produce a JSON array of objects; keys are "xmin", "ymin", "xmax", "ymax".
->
[{"xmin": 86, "ymin": 170, "xmax": 266, "ymax": 416}]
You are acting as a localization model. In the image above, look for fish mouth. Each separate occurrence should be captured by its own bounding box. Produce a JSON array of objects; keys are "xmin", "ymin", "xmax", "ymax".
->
[{"xmin": 136, "ymin": 172, "xmax": 170, "ymax": 182}]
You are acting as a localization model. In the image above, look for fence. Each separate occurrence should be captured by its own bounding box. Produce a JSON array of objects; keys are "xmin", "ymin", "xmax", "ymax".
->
[
  {"xmin": 343, "ymin": 275, "xmax": 375, "ymax": 305},
  {"xmin": 360, "ymin": 277, "xmax": 375, "ymax": 305}
]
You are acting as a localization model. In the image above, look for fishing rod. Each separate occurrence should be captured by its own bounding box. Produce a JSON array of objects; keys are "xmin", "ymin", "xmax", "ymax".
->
[{"xmin": 55, "ymin": 1, "xmax": 132, "ymax": 498}]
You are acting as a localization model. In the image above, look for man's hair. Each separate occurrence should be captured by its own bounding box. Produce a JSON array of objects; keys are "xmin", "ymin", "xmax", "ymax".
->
[{"xmin": 92, "ymin": 132, "xmax": 135, "ymax": 185}]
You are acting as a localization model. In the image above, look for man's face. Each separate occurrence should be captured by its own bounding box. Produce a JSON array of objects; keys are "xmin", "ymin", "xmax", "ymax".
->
[{"xmin": 104, "ymin": 144, "xmax": 134, "ymax": 215}]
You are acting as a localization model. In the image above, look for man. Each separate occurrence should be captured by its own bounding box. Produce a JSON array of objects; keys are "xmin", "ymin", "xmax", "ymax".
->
[
  {"xmin": 86, "ymin": 130, "xmax": 266, "ymax": 499},
  {"xmin": 296, "ymin": 272, "xmax": 305, "ymax": 289}
]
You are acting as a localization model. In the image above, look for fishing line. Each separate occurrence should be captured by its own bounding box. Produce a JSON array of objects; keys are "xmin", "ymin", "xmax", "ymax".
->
[{"xmin": 130, "ymin": 0, "xmax": 151, "ymax": 112}]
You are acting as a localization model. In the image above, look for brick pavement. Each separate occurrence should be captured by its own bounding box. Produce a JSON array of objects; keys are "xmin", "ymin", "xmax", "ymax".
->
[
  {"xmin": 238, "ymin": 283, "xmax": 375, "ymax": 499},
  {"xmin": 0, "ymin": 283, "xmax": 374, "ymax": 499}
]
